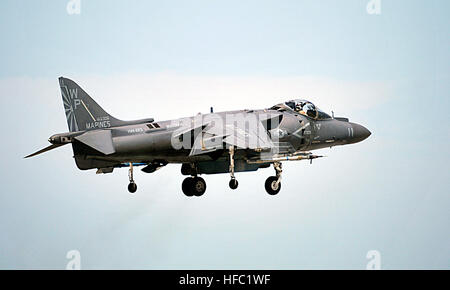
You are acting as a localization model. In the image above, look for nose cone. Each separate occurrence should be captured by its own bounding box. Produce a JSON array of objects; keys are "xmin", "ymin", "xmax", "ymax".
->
[{"xmin": 350, "ymin": 123, "xmax": 371, "ymax": 143}]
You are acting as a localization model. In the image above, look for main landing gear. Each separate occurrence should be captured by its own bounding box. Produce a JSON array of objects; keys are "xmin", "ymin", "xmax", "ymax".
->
[
  {"xmin": 182, "ymin": 176, "xmax": 206, "ymax": 197},
  {"xmin": 179, "ymin": 151, "xmax": 284, "ymax": 196},
  {"xmin": 181, "ymin": 163, "xmax": 206, "ymax": 197},
  {"xmin": 128, "ymin": 163, "xmax": 137, "ymax": 193},
  {"xmin": 265, "ymin": 162, "xmax": 282, "ymax": 195}
]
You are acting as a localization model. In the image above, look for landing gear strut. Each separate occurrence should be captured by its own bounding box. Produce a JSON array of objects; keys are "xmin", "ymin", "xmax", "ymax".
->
[
  {"xmin": 182, "ymin": 176, "xmax": 206, "ymax": 197},
  {"xmin": 265, "ymin": 162, "xmax": 282, "ymax": 195},
  {"xmin": 228, "ymin": 146, "xmax": 238, "ymax": 190},
  {"xmin": 128, "ymin": 163, "xmax": 137, "ymax": 193}
]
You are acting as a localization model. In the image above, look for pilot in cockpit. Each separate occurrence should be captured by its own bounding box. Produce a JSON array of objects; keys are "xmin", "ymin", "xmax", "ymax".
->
[
  {"xmin": 294, "ymin": 101, "xmax": 304, "ymax": 114},
  {"xmin": 301, "ymin": 102, "xmax": 318, "ymax": 119},
  {"xmin": 291, "ymin": 100, "xmax": 316, "ymax": 119},
  {"xmin": 272, "ymin": 99, "xmax": 331, "ymax": 120}
]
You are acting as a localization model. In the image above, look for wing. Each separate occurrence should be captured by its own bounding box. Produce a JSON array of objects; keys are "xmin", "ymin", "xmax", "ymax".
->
[{"xmin": 188, "ymin": 113, "xmax": 280, "ymax": 156}]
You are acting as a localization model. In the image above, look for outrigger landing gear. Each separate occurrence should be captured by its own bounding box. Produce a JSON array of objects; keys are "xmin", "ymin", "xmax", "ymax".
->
[
  {"xmin": 228, "ymin": 146, "xmax": 238, "ymax": 190},
  {"xmin": 265, "ymin": 162, "xmax": 282, "ymax": 195},
  {"xmin": 128, "ymin": 163, "xmax": 137, "ymax": 193}
]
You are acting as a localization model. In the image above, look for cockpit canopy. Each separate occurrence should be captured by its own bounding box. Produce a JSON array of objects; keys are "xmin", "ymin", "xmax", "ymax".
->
[{"xmin": 271, "ymin": 99, "xmax": 331, "ymax": 120}]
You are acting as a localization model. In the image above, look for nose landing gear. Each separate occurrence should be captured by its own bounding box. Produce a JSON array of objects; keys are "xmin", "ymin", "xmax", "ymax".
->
[{"xmin": 265, "ymin": 162, "xmax": 282, "ymax": 195}]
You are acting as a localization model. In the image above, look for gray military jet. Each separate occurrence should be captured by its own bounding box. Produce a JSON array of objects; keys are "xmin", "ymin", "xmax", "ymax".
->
[{"xmin": 26, "ymin": 77, "xmax": 371, "ymax": 196}]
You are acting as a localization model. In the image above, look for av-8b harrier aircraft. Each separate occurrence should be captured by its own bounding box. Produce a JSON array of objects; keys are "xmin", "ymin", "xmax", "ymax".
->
[{"xmin": 26, "ymin": 77, "xmax": 371, "ymax": 196}]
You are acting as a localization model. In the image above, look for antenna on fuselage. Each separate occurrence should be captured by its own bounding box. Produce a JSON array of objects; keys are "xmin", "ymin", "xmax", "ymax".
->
[{"xmin": 210, "ymin": 107, "xmax": 214, "ymax": 113}]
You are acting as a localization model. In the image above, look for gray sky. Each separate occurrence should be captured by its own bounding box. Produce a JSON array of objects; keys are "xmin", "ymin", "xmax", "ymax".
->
[{"xmin": 0, "ymin": 0, "xmax": 448, "ymax": 269}]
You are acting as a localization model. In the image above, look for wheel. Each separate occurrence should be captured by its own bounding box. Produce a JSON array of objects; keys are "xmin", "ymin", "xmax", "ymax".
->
[
  {"xmin": 182, "ymin": 177, "xmax": 194, "ymax": 196},
  {"xmin": 191, "ymin": 177, "xmax": 206, "ymax": 196},
  {"xmin": 265, "ymin": 176, "xmax": 281, "ymax": 195},
  {"xmin": 229, "ymin": 178, "xmax": 238, "ymax": 190},
  {"xmin": 128, "ymin": 182, "xmax": 137, "ymax": 193}
]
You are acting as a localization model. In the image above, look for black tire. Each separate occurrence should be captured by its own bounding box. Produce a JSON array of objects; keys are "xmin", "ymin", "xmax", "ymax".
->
[
  {"xmin": 265, "ymin": 176, "xmax": 281, "ymax": 195},
  {"xmin": 182, "ymin": 177, "xmax": 194, "ymax": 196},
  {"xmin": 229, "ymin": 178, "xmax": 238, "ymax": 190},
  {"xmin": 191, "ymin": 177, "xmax": 207, "ymax": 196},
  {"xmin": 128, "ymin": 182, "xmax": 137, "ymax": 193}
]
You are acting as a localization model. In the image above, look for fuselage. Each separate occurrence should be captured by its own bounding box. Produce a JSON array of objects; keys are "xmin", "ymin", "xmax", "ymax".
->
[
  {"xmin": 54, "ymin": 107, "xmax": 370, "ymax": 171},
  {"xmin": 28, "ymin": 77, "xmax": 372, "ymax": 195}
]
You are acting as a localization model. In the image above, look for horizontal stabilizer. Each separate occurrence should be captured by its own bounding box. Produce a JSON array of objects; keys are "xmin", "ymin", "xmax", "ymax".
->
[
  {"xmin": 75, "ymin": 130, "xmax": 115, "ymax": 155},
  {"xmin": 24, "ymin": 144, "xmax": 65, "ymax": 158}
]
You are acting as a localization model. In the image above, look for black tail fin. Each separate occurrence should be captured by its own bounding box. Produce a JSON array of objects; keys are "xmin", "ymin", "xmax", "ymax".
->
[{"xmin": 59, "ymin": 77, "xmax": 123, "ymax": 132}]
